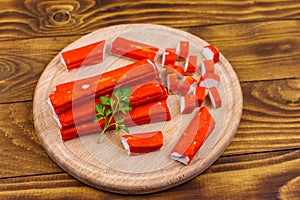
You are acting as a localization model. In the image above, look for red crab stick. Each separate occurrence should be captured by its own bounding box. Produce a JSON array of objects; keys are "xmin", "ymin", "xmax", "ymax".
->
[
  {"xmin": 49, "ymin": 60, "xmax": 159, "ymax": 114},
  {"xmin": 60, "ymin": 40, "xmax": 106, "ymax": 71},
  {"xmin": 177, "ymin": 76, "xmax": 197, "ymax": 95},
  {"xmin": 170, "ymin": 106, "xmax": 215, "ymax": 165},
  {"xmin": 110, "ymin": 37, "xmax": 159, "ymax": 61},
  {"xmin": 208, "ymin": 87, "xmax": 222, "ymax": 108},
  {"xmin": 184, "ymin": 55, "xmax": 197, "ymax": 75},
  {"xmin": 121, "ymin": 131, "xmax": 163, "ymax": 156},
  {"xmin": 166, "ymin": 73, "xmax": 179, "ymax": 94},
  {"xmin": 176, "ymin": 41, "xmax": 189, "ymax": 61},
  {"xmin": 60, "ymin": 100, "xmax": 171, "ymax": 141},
  {"xmin": 180, "ymin": 95, "xmax": 197, "ymax": 114},
  {"xmin": 165, "ymin": 64, "xmax": 184, "ymax": 79},
  {"xmin": 202, "ymin": 45, "xmax": 220, "ymax": 63},
  {"xmin": 162, "ymin": 48, "xmax": 176, "ymax": 66},
  {"xmin": 200, "ymin": 60, "xmax": 215, "ymax": 76},
  {"xmin": 57, "ymin": 80, "xmax": 168, "ymax": 128}
]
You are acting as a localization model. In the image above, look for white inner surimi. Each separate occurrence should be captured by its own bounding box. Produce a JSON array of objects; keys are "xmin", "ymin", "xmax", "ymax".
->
[
  {"xmin": 81, "ymin": 84, "xmax": 90, "ymax": 89},
  {"xmin": 170, "ymin": 152, "xmax": 189, "ymax": 165},
  {"xmin": 180, "ymin": 96, "xmax": 185, "ymax": 113},
  {"xmin": 47, "ymin": 98, "xmax": 62, "ymax": 129},
  {"xmin": 59, "ymin": 53, "xmax": 67, "ymax": 68},
  {"xmin": 120, "ymin": 137, "xmax": 131, "ymax": 156}
]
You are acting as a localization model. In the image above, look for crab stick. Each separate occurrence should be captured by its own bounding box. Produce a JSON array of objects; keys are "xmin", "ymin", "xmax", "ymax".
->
[
  {"xmin": 60, "ymin": 40, "xmax": 106, "ymax": 71},
  {"xmin": 165, "ymin": 64, "xmax": 185, "ymax": 79},
  {"xmin": 60, "ymin": 100, "xmax": 171, "ymax": 141},
  {"xmin": 200, "ymin": 60, "xmax": 215, "ymax": 75},
  {"xmin": 184, "ymin": 55, "xmax": 197, "ymax": 75},
  {"xmin": 110, "ymin": 37, "xmax": 159, "ymax": 61},
  {"xmin": 177, "ymin": 76, "xmax": 197, "ymax": 96},
  {"xmin": 176, "ymin": 41, "xmax": 189, "ymax": 61},
  {"xmin": 199, "ymin": 73, "xmax": 220, "ymax": 88},
  {"xmin": 193, "ymin": 86, "xmax": 206, "ymax": 107},
  {"xmin": 57, "ymin": 80, "xmax": 168, "ymax": 128},
  {"xmin": 180, "ymin": 95, "xmax": 197, "ymax": 114},
  {"xmin": 162, "ymin": 48, "xmax": 176, "ymax": 66},
  {"xmin": 208, "ymin": 87, "xmax": 222, "ymax": 108},
  {"xmin": 49, "ymin": 60, "xmax": 160, "ymax": 114},
  {"xmin": 170, "ymin": 106, "xmax": 215, "ymax": 165},
  {"xmin": 166, "ymin": 73, "xmax": 179, "ymax": 94},
  {"xmin": 121, "ymin": 131, "xmax": 163, "ymax": 155},
  {"xmin": 202, "ymin": 45, "xmax": 219, "ymax": 63}
]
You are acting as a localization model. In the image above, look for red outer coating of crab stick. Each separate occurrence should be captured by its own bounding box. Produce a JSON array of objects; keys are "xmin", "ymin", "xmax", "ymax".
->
[
  {"xmin": 202, "ymin": 45, "xmax": 220, "ymax": 63},
  {"xmin": 165, "ymin": 64, "xmax": 185, "ymax": 79},
  {"xmin": 170, "ymin": 106, "xmax": 215, "ymax": 165},
  {"xmin": 110, "ymin": 37, "xmax": 159, "ymax": 61},
  {"xmin": 162, "ymin": 48, "xmax": 176, "ymax": 66},
  {"xmin": 200, "ymin": 60, "xmax": 215, "ymax": 75},
  {"xmin": 121, "ymin": 131, "xmax": 163, "ymax": 155},
  {"xmin": 60, "ymin": 100, "xmax": 171, "ymax": 141},
  {"xmin": 208, "ymin": 87, "xmax": 222, "ymax": 108},
  {"xmin": 49, "ymin": 60, "xmax": 160, "ymax": 114},
  {"xmin": 184, "ymin": 55, "xmax": 197, "ymax": 75},
  {"xmin": 177, "ymin": 76, "xmax": 197, "ymax": 96},
  {"xmin": 57, "ymin": 79, "xmax": 168, "ymax": 128},
  {"xmin": 180, "ymin": 95, "xmax": 197, "ymax": 114},
  {"xmin": 176, "ymin": 41, "xmax": 189, "ymax": 61},
  {"xmin": 193, "ymin": 86, "xmax": 206, "ymax": 107},
  {"xmin": 166, "ymin": 73, "xmax": 179, "ymax": 94},
  {"xmin": 199, "ymin": 73, "xmax": 220, "ymax": 88},
  {"xmin": 60, "ymin": 40, "xmax": 106, "ymax": 71}
]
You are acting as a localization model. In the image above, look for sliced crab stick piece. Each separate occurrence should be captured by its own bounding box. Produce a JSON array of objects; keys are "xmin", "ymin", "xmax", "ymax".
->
[
  {"xmin": 165, "ymin": 64, "xmax": 185, "ymax": 79},
  {"xmin": 57, "ymin": 80, "xmax": 168, "ymax": 128},
  {"xmin": 110, "ymin": 37, "xmax": 159, "ymax": 61},
  {"xmin": 49, "ymin": 60, "xmax": 160, "ymax": 114},
  {"xmin": 180, "ymin": 94, "xmax": 197, "ymax": 114},
  {"xmin": 176, "ymin": 41, "xmax": 189, "ymax": 61},
  {"xmin": 199, "ymin": 73, "xmax": 220, "ymax": 88},
  {"xmin": 162, "ymin": 48, "xmax": 176, "ymax": 66},
  {"xmin": 202, "ymin": 45, "xmax": 219, "ymax": 63},
  {"xmin": 60, "ymin": 100, "xmax": 171, "ymax": 141},
  {"xmin": 170, "ymin": 106, "xmax": 215, "ymax": 165},
  {"xmin": 208, "ymin": 87, "xmax": 222, "ymax": 108},
  {"xmin": 60, "ymin": 40, "xmax": 106, "ymax": 71},
  {"xmin": 200, "ymin": 60, "xmax": 215, "ymax": 75},
  {"xmin": 177, "ymin": 76, "xmax": 197, "ymax": 96},
  {"xmin": 193, "ymin": 86, "xmax": 206, "ymax": 107},
  {"xmin": 166, "ymin": 73, "xmax": 179, "ymax": 94},
  {"xmin": 121, "ymin": 131, "xmax": 163, "ymax": 155},
  {"xmin": 184, "ymin": 55, "xmax": 197, "ymax": 75}
]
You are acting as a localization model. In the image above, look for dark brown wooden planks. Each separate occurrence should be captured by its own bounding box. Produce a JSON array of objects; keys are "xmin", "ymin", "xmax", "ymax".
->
[
  {"xmin": 0, "ymin": 0, "xmax": 300, "ymax": 40},
  {"xmin": 0, "ymin": 150, "xmax": 299, "ymax": 199},
  {"xmin": 0, "ymin": 20, "xmax": 299, "ymax": 103}
]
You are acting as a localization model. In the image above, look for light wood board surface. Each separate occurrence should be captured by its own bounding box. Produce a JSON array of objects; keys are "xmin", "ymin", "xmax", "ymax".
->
[{"xmin": 33, "ymin": 24, "xmax": 243, "ymax": 194}]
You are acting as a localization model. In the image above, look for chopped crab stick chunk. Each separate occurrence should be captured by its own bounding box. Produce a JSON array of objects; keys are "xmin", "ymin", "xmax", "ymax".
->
[
  {"xmin": 176, "ymin": 41, "xmax": 189, "ymax": 61},
  {"xmin": 202, "ymin": 45, "xmax": 220, "ymax": 63},
  {"xmin": 184, "ymin": 55, "xmax": 197, "ymax": 75},
  {"xmin": 170, "ymin": 106, "xmax": 215, "ymax": 165},
  {"xmin": 162, "ymin": 48, "xmax": 176, "ymax": 66},
  {"xmin": 110, "ymin": 37, "xmax": 159, "ymax": 61},
  {"xmin": 177, "ymin": 76, "xmax": 197, "ymax": 95},
  {"xmin": 121, "ymin": 131, "xmax": 163, "ymax": 156},
  {"xmin": 166, "ymin": 73, "xmax": 179, "ymax": 94},
  {"xmin": 200, "ymin": 60, "xmax": 215, "ymax": 75},
  {"xmin": 180, "ymin": 95, "xmax": 197, "ymax": 114},
  {"xmin": 199, "ymin": 73, "xmax": 220, "ymax": 88},
  {"xmin": 60, "ymin": 40, "xmax": 106, "ymax": 71},
  {"xmin": 208, "ymin": 87, "xmax": 222, "ymax": 108},
  {"xmin": 165, "ymin": 64, "xmax": 185, "ymax": 79},
  {"xmin": 193, "ymin": 86, "xmax": 206, "ymax": 107}
]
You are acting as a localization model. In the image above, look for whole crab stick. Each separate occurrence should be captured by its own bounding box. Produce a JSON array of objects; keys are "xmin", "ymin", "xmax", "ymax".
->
[
  {"xmin": 49, "ymin": 59, "xmax": 160, "ymax": 114},
  {"xmin": 60, "ymin": 100, "xmax": 171, "ymax": 141},
  {"xmin": 110, "ymin": 37, "xmax": 159, "ymax": 61},
  {"xmin": 60, "ymin": 40, "xmax": 106, "ymax": 71},
  {"xmin": 121, "ymin": 131, "xmax": 163, "ymax": 156},
  {"xmin": 57, "ymin": 79, "xmax": 168, "ymax": 128},
  {"xmin": 170, "ymin": 106, "xmax": 215, "ymax": 165}
]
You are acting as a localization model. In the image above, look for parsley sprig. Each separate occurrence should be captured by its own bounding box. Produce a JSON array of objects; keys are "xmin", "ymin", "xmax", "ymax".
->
[{"xmin": 95, "ymin": 87, "xmax": 132, "ymax": 143}]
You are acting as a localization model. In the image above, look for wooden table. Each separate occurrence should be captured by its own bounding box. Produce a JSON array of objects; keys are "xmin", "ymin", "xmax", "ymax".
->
[{"xmin": 0, "ymin": 0, "xmax": 299, "ymax": 199}]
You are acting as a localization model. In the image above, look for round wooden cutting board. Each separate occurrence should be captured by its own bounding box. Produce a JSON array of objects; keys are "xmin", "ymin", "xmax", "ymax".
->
[{"xmin": 33, "ymin": 24, "xmax": 243, "ymax": 194}]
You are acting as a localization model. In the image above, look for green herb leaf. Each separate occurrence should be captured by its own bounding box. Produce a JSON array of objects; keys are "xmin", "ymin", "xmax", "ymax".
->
[
  {"xmin": 115, "ymin": 124, "xmax": 120, "ymax": 132},
  {"xmin": 113, "ymin": 89, "xmax": 122, "ymax": 100},
  {"xmin": 94, "ymin": 116, "xmax": 104, "ymax": 122},
  {"xmin": 120, "ymin": 124, "xmax": 129, "ymax": 133},
  {"xmin": 116, "ymin": 117, "xmax": 125, "ymax": 123},
  {"xmin": 95, "ymin": 104, "xmax": 105, "ymax": 115},
  {"xmin": 121, "ymin": 87, "xmax": 131, "ymax": 98},
  {"xmin": 105, "ymin": 109, "xmax": 112, "ymax": 117},
  {"xmin": 100, "ymin": 96, "xmax": 111, "ymax": 106}
]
